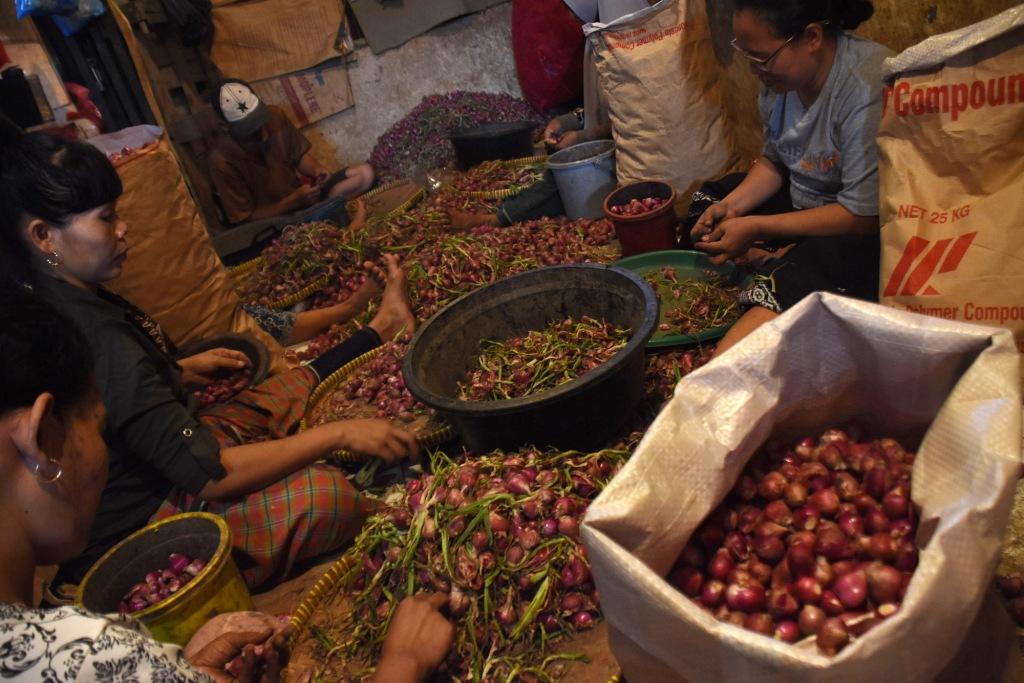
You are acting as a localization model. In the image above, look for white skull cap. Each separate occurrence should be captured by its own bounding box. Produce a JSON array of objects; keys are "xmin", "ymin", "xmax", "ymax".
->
[{"xmin": 218, "ymin": 81, "xmax": 269, "ymax": 137}]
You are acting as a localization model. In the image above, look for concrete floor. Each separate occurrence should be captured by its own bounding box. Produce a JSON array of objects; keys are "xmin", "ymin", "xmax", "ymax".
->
[{"xmin": 250, "ymin": 555, "xmax": 341, "ymax": 618}]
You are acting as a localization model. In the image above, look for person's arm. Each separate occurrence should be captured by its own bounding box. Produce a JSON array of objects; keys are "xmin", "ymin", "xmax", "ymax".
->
[
  {"xmin": 177, "ymin": 348, "xmax": 250, "ymax": 388},
  {"xmin": 211, "ymin": 154, "xmax": 314, "ymax": 223},
  {"xmin": 103, "ymin": 612, "xmax": 287, "ymax": 682},
  {"xmin": 247, "ymin": 185, "xmax": 320, "ymax": 221},
  {"xmin": 372, "ymin": 593, "xmax": 454, "ymax": 683},
  {"xmin": 691, "ymin": 156, "xmax": 786, "ymax": 243},
  {"xmin": 297, "ymin": 151, "xmax": 330, "ymax": 179},
  {"xmin": 189, "ymin": 628, "xmax": 287, "ymax": 681},
  {"xmin": 60, "ymin": 612, "xmax": 217, "ymax": 683},
  {"xmin": 746, "ymin": 202, "xmax": 878, "ymax": 240},
  {"xmin": 542, "ymin": 114, "xmax": 613, "ymax": 151},
  {"xmin": 717, "ymin": 157, "xmax": 786, "ymax": 216},
  {"xmin": 694, "ymin": 201, "xmax": 877, "ymax": 264},
  {"xmin": 95, "ymin": 321, "xmax": 416, "ymax": 502},
  {"xmin": 284, "ymin": 301, "xmax": 361, "ymax": 345},
  {"xmin": 541, "ymin": 111, "xmax": 584, "ymax": 147},
  {"xmin": 199, "ymin": 418, "xmax": 416, "ymax": 500}
]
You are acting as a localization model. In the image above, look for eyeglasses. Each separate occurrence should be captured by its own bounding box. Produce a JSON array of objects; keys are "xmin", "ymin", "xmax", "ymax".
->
[
  {"xmin": 730, "ymin": 33, "xmax": 798, "ymax": 71},
  {"xmin": 730, "ymin": 21, "xmax": 829, "ymax": 71}
]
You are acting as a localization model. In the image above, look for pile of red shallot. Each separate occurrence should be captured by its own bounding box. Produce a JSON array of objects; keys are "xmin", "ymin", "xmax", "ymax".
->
[
  {"xmin": 192, "ymin": 367, "xmax": 253, "ymax": 408},
  {"xmin": 669, "ymin": 428, "xmax": 918, "ymax": 655},
  {"xmin": 446, "ymin": 159, "xmax": 545, "ymax": 195},
  {"xmin": 643, "ymin": 347, "xmax": 714, "ymax": 403},
  {"xmin": 997, "ymin": 575, "xmax": 1024, "ymax": 626},
  {"xmin": 405, "ymin": 217, "xmax": 617, "ymax": 320},
  {"xmin": 119, "ymin": 553, "xmax": 208, "ymax": 614},
  {"xmin": 645, "ymin": 267, "xmax": 742, "ymax": 337},
  {"xmin": 235, "ymin": 221, "xmax": 366, "ymax": 306},
  {"xmin": 307, "ymin": 337, "xmax": 433, "ymax": 429},
  {"xmin": 304, "ymin": 267, "xmax": 369, "ymax": 311},
  {"xmin": 609, "ymin": 196, "xmax": 668, "ymax": 217},
  {"xmin": 316, "ymin": 446, "xmax": 628, "ymax": 681},
  {"xmin": 458, "ymin": 317, "xmax": 631, "ymax": 401}
]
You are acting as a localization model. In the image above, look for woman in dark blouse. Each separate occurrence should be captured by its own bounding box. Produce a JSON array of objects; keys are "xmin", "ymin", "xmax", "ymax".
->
[
  {"xmin": 0, "ymin": 120, "xmax": 419, "ymax": 589},
  {"xmin": 0, "ymin": 288, "xmax": 454, "ymax": 683}
]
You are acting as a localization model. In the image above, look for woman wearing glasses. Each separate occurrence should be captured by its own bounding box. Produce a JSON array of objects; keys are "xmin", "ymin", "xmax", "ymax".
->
[{"xmin": 689, "ymin": 0, "xmax": 892, "ymax": 353}]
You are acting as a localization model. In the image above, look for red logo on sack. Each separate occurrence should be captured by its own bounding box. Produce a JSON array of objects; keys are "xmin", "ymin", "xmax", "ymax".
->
[{"xmin": 883, "ymin": 232, "xmax": 978, "ymax": 297}]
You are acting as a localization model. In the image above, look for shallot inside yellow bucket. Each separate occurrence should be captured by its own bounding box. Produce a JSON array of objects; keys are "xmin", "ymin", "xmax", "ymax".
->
[{"xmin": 77, "ymin": 512, "xmax": 252, "ymax": 646}]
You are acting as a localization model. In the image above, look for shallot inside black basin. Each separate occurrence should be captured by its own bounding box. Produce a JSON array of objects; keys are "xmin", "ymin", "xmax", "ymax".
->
[{"xmin": 402, "ymin": 264, "xmax": 658, "ymax": 452}]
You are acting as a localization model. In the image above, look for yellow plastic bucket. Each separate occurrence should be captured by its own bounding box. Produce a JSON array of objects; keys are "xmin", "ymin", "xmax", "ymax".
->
[{"xmin": 77, "ymin": 512, "xmax": 252, "ymax": 646}]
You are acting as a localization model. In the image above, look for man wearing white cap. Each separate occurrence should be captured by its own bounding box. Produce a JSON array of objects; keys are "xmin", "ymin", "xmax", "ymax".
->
[{"xmin": 209, "ymin": 79, "xmax": 375, "ymax": 226}]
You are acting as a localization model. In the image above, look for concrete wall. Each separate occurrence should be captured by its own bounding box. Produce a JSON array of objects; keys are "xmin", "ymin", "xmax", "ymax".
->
[
  {"xmin": 305, "ymin": 2, "xmax": 522, "ymax": 168},
  {"xmin": 306, "ymin": 0, "xmax": 1019, "ymax": 171}
]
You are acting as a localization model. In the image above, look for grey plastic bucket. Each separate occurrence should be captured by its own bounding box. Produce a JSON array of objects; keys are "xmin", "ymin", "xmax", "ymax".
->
[{"xmin": 547, "ymin": 139, "xmax": 617, "ymax": 219}]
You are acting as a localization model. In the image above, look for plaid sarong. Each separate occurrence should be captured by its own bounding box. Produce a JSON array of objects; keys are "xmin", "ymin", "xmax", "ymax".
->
[{"xmin": 151, "ymin": 367, "xmax": 375, "ymax": 588}]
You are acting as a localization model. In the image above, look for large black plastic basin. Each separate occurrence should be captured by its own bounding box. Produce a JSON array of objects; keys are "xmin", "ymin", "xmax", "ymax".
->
[{"xmin": 403, "ymin": 264, "xmax": 659, "ymax": 452}]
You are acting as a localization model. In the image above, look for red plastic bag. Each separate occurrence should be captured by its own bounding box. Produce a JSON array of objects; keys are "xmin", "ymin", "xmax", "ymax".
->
[
  {"xmin": 511, "ymin": 0, "xmax": 586, "ymax": 112},
  {"xmin": 65, "ymin": 81, "xmax": 104, "ymax": 132}
]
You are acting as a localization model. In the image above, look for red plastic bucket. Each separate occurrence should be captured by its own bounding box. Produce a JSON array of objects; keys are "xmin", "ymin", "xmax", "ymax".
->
[{"xmin": 603, "ymin": 181, "xmax": 677, "ymax": 257}]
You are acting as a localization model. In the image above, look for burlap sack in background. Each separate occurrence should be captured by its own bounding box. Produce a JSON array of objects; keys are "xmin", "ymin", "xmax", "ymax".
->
[
  {"xmin": 584, "ymin": 0, "xmax": 740, "ymax": 193},
  {"xmin": 878, "ymin": 6, "xmax": 1024, "ymax": 357},
  {"xmin": 582, "ymin": 293, "xmax": 1021, "ymax": 682},
  {"xmin": 104, "ymin": 135, "xmax": 292, "ymax": 374}
]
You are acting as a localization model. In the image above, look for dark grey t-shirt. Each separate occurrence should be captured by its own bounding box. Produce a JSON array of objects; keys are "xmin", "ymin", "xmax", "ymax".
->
[
  {"xmin": 759, "ymin": 33, "xmax": 894, "ymax": 215},
  {"xmin": 33, "ymin": 276, "xmax": 225, "ymax": 582}
]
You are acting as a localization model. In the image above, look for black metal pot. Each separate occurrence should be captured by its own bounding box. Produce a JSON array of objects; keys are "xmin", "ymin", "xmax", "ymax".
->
[{"xmin": 403, "ymin": 264, "xmax": 659, "ymax": 453}]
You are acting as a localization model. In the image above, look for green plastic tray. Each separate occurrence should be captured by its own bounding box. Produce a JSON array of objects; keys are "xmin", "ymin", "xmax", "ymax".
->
[{"xmin": 614, "ymin": 250, "xmax": 749, "ymax": 348}]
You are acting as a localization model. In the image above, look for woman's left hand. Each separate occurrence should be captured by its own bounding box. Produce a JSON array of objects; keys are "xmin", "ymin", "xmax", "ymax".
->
[
  {"xmin": 693, "ymin": 216, "xmax": 762, "ymax": 265},
  {"xmin": 179, "ymin": 348, "xmax": 251, "ymax": 387}
]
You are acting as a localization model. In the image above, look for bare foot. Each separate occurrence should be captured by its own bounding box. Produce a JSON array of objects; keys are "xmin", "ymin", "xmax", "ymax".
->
[
  {"xmin": 350, "ymin": 198, "xmax": 367, "ymax": 229},
  {"xmin": 363, "ymin": 259, "xmax": 387, "ymax": 291},
  {"xmin": 368, "ymin": 253, "xmax": 416, "ymax": 341},
  {"xmin": 340, "ymin": 260, "xmax": 384, "ymax": 313}
]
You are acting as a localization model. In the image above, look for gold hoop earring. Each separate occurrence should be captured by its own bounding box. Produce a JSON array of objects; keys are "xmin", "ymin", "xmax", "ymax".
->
[
  {"xmin": 45, "ymin": 251, "xmax": 63, "ymax": 267},
  {"xmin": 33, "ymin": 458, "xmax": 63, "ymax": 484}
]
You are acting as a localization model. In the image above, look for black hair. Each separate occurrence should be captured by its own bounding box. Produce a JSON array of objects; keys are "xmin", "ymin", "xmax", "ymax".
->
[
  {"xmin": 0, "ymin": 287, "xmax": 95, "ymax": 418},
  {"xmin": 0, "ymin": 115, "xmax": 123, "ymax": 285},
  {"xmin": 734, "ymin": 0, "xmax": 874, "ymax": 38}
]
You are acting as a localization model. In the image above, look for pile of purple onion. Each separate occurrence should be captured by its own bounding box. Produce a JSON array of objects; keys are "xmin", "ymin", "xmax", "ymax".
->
[
  {"xmin": 644, "ymin": 347, "xmax": 714, "ymax": 402},
  {"xmin": 328, "ymin": 446, "xmax": 629, "ymax": 681},
  {"xmin": 369, "ymin": 91, "xmax": 539, "ymax": 181},
  {"xmin": 669, "ymin": 428, "xmax": 918, "ymax": 655},
  {"xmin": 458, "ymin": 317, "xmax": 631, "ymax": 401},
  {"xmin": 193, "ymin": 367, "xmax": 252, "ymax": 408},
  {"xmin": 119, "ymin": 553, "xmax": 207, "ymax": 614},
  {"xmin": 235, "ymin": 221, "xmax": 364, "ymax": 306},
  {"xmin": 997, "ymin": 575, "xmax": 1024, "ymax": 627},
  {"xmin": 308, "ymin": 337, "xmax": 432, "ymax": 428},
  {"xmin": 446, "ymin": 159, "xmax": 544, "ymax": 195},
  {"xmin": 609, "ymin": 196, "xmax": 668, "ymax": 216}
]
